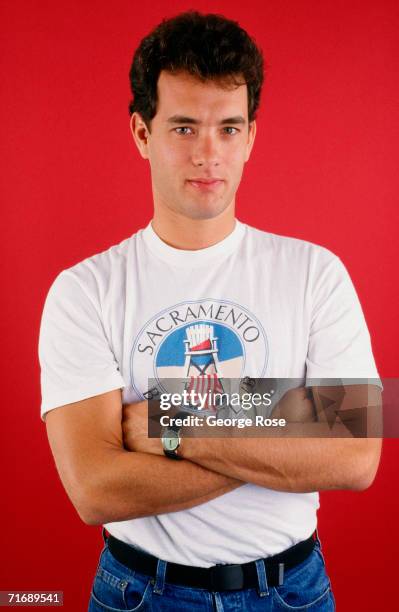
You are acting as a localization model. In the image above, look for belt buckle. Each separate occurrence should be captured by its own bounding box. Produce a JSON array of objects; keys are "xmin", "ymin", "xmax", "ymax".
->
[{"xmin": 209, "ymin": 564, "xmax": 245, "ymax": 591}]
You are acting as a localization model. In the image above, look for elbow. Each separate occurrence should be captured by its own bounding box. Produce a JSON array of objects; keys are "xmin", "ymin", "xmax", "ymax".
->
[
  {"xmin": 72, "ymin": 488, "xmax": 106, "ymax": 526},
  {"xmin": 77, "ymin": 507, "xmax": 103, "ymax": 526},
  {"xmin": 66, "ymin": 474, "xmax": 111, "ymax": 526},
  {"xmin": 350, "ymin": 463, "xmax": 379, "ymax": 492},
  {"xmin": 74, "ymin": 482, "xmax": 117, "ymax": 526},
  {"xmin": 74, "ymin": 478, "xmax": 143, "ymax": 525},
  {"xmin": 78, "ymin": 503, "xmax": 143, "ymax": 526},
  {"xmin": 79, "ymin": 510, "xmax": 106, "ymax": 526},
  {"xmin": 347, "ymin": 440, "xmax": 382, "ymax": 492},
  {"xmin": 350, "ymin": 472, "xmax": 377, "ymax": 492}
]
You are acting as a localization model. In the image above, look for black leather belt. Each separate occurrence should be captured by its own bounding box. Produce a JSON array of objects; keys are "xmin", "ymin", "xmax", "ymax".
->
[{"xmin": 104, "ymin": 530, "xmax": 317, "ymax": 591}]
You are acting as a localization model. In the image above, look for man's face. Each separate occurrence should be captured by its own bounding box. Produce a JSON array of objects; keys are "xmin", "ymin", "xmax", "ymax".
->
[{"xmin": 131, "ymin": 70, "xmax": 256, "ymax": 221}]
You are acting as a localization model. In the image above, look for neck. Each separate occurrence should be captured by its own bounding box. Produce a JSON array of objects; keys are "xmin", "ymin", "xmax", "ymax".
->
[{"xmin": 151, "ymin": 207, "xmax": 237, "ymax": 250}]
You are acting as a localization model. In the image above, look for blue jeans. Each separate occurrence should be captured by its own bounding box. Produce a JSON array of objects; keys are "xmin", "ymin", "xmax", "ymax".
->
[{"xmin": 88, "ymin": 532, "xmax": 336, "ymax": 611}]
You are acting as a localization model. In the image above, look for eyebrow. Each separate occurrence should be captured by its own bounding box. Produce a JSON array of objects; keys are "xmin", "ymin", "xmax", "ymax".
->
[{"xmin": 166, "ymin": 115, "xmax": 246, "ymax": 125}]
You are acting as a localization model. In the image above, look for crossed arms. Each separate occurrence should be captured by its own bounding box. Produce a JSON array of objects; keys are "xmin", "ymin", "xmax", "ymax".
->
[{"xmin": 45, "ymin": 384, "xmax": 382, "ymax": 526}]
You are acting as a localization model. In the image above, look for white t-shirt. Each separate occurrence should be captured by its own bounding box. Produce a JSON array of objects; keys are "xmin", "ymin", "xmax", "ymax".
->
[{"xmin": 38, "ymin": 219, "xmax": 381, "ymax": 566}]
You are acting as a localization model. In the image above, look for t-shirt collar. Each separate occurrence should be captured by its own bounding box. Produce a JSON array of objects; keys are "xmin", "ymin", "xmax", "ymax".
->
[{"xmin": 141, "ymin": 218, "xmax": 246, "ymax": 268}]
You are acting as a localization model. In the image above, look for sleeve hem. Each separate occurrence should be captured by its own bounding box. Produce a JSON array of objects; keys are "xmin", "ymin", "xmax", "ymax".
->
[{"xmin": 40, "ymin": 375, "xmax": 126, "ymax": 422}]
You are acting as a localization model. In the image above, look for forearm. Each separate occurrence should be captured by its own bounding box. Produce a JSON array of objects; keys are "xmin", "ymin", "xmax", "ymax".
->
[
  {"xmin": 177, "ymin": 384, "xmax": 382, "ymax": 492},
  {"xmin": 81, "ymin": 448, "xmax": 243, "ymax": 525},
  {"xmin": 180, "ymin": 422, "xmax": 381, "ymax": 493}
]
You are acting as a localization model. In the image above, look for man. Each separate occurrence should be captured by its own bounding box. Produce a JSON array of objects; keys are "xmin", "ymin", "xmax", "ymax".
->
[{"xmin": 39, "ymin": 10, "xmax": 382, "ymax": 611}]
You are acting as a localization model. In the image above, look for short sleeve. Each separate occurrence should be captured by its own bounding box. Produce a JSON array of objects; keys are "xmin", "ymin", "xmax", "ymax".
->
[
  {"xmin": 305, "ymin": 253, "xmax": 382, "ymax": 388},
  {"xmin": 38, "ymin": 271, "xmax": 126, "ymax": 421}
]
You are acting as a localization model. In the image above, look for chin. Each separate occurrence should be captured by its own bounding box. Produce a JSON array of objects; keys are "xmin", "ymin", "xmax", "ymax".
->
[{"xmin": 177, "ymin": 200, "xmax": 232, "ymax": 221}]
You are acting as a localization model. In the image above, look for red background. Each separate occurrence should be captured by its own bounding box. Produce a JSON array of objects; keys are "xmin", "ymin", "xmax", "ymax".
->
[{"xmin": 1, "ymin": 0, "xmax": 398, "ymax": 610}]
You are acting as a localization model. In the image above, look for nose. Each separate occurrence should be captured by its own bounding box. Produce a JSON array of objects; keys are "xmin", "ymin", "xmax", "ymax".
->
[{"xmin": 191, "ymin": 131, "xmax": 220, "ymax": 167}]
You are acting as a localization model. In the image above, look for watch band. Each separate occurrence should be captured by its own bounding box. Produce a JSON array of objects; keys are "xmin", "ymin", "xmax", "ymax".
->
[{"xmin": 163, "ymin": 447, "xmax": 183, "ymax": 460}]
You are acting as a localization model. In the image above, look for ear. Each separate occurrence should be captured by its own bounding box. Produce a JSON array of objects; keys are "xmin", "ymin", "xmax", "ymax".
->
[
  {"xmin": 130, "ymin": 112, "xmax": 150, "ymax": 160},
  {"xmin": 244, "ymin": 120, "xmax": 257, "ymax": 162}
]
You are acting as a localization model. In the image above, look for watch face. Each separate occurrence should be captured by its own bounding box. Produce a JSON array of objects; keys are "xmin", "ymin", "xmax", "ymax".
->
[{"xmin": 163, "ymin": 431, "xmax": 180, "ymax": 452}]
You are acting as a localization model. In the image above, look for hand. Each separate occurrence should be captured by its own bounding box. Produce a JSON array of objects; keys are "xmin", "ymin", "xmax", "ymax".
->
[
  {"xmin": 271, "ymin": 387, "xmax": 317, "ymax": 422},
  {"xmin": 121, "ymin": 400, "xmax": 164, "ymax": 456}
]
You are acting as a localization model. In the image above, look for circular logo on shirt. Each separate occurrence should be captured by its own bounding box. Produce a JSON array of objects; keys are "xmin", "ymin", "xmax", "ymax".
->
[{"xmin": 130, "ymin": 299, "xmax": 268, "ymax": 399}]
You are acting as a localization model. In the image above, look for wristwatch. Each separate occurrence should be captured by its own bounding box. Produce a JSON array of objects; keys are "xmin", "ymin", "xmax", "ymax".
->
[{"xmin": 161, "ymin": 412, "xmax": 187, "ymax": 460}]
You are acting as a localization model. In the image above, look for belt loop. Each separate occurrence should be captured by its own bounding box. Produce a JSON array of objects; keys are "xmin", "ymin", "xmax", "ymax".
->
[
  {"xmin": 101, "ymin": 527, "xmax": 108, "ymax": 546},
  {"xmin": 255, "ymin": 559, "xmax": 269, "ymax": 597},
  {"xmin": 153, "ymin": 559, "xmax": 167, "ymax": 595}
]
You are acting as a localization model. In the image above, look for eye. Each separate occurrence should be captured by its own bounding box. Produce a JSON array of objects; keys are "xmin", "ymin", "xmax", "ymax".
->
[
  {"xmin": 223, "ymin": 127, "xmax": 239, "ymax": 135},
  {"xmin": 174, "ymin": 127, "xmax": 194, "ymax": 135}
]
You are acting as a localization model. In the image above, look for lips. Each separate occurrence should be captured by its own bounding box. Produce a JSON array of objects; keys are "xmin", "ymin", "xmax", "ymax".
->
[
  {"xmin": 187, "ymin": 178, "xmax": 224, "ymax": 190},
  {"xmin": 188, "ymin": 178, "xmax": 223, "ymax": 183}
]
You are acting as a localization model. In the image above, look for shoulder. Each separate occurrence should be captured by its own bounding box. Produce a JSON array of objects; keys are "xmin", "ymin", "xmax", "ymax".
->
[
  {"xmin": 45, "ymin": 231, "xmax": 138, "ymax": 304},
  {"xmin": 63, "ymin": 233, "xmax": 132, "ymax": 285},
  {"xmin": 243, "ymin": 222, "xmax": 342, "ymax": 271},
  {"xmin": 45, "ymin": 230, "xmax": 141, "ymax": 310},
  {"xmin": 240, "ymin": 223, "xmax": 356, "ymax": 300}
]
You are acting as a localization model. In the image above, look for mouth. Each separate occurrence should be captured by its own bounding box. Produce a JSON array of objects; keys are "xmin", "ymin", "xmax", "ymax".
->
[{"xmin": 186, "ymin": 178, "xmax": 224, "ymax": 191}]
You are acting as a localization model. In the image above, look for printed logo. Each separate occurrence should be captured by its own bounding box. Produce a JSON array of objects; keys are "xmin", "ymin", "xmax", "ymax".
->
[{"xmin": 130, "ymin": 299, "xmax": 268, "ymax": 401}]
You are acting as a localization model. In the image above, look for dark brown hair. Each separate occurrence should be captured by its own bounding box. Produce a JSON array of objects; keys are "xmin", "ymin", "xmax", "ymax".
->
[{"xmin": 128, "ymin": 10, "xmax": 265, "ymax": 131}]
